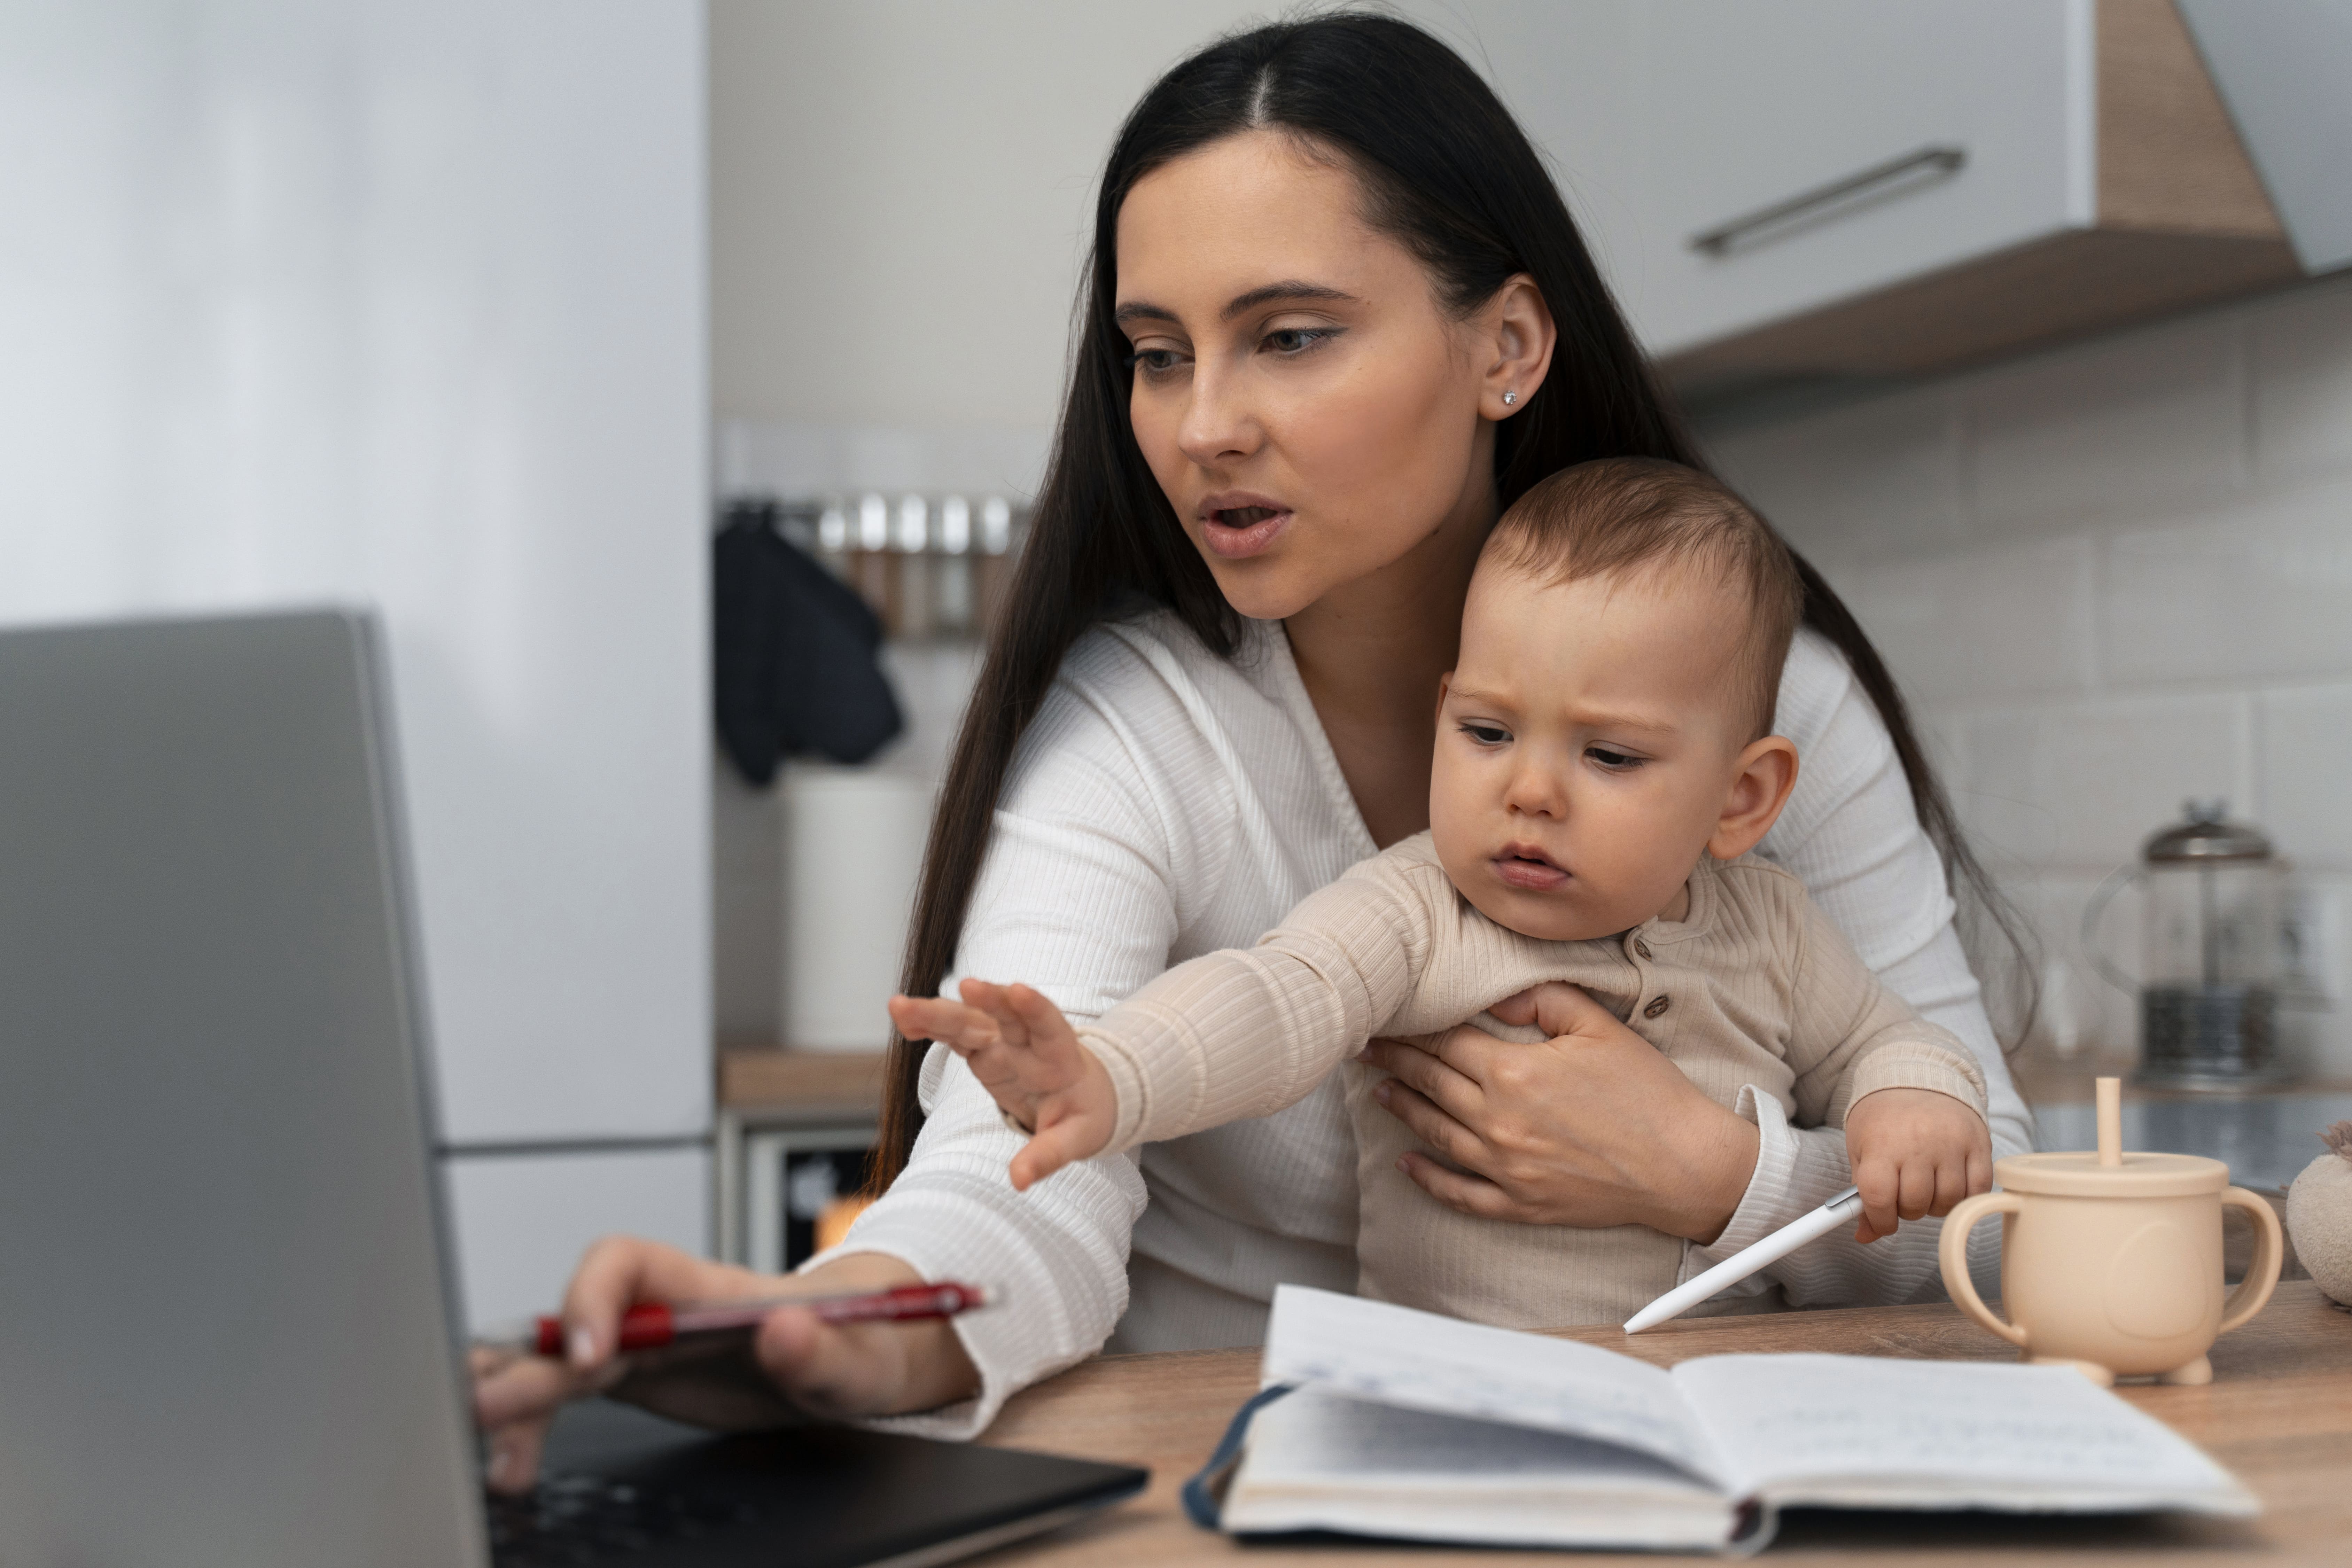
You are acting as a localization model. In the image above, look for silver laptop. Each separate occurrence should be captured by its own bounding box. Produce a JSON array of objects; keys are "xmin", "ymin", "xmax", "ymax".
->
[{"xmin": 0, "ymin": 610, "xmax": 1142, "ymax": 1568}]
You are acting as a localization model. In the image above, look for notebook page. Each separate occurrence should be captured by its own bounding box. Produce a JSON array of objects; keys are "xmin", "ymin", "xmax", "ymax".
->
[
  {"xmin": 1261, "ymin": 1286, "xmax": 1723, "ymax": 1484},
  {"xmin": 1669, "ymin": 1354, "xmax": 2256, "ymax": 1513}
]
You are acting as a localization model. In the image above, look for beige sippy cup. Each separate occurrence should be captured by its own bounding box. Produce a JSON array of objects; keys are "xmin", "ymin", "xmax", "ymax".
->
[{"xmin": 1938, "ymin": 1077, "xmax": 2283, "ymax": 1386}]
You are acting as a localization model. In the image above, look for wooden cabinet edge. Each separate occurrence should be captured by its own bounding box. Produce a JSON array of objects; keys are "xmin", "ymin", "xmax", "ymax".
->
[
  {"xmin": 2100, "ymin": 0, "xmax": 2283, "ymax": 240},
  {"xmin": 718, "ymin": 1046, "xmax": 887, "ymax": 1112},
  {"xmin": 1665, "ymin": 0, "xmax": 2299, "ymax": 405},
  {"xmin": 1665, "ymin": 226, "xmax": 2298, "ymax": 400}
]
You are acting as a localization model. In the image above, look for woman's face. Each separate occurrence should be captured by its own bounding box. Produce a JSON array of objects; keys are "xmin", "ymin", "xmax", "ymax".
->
[{"xmin": 1114, "ymin": 131, "xmax": 1549, "ymax": 621}]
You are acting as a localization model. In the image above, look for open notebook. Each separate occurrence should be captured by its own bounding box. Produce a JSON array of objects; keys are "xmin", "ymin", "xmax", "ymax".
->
[{"xmin": 1189, "ymin": 1286, "xmax": 2257, "ymax": 1553}]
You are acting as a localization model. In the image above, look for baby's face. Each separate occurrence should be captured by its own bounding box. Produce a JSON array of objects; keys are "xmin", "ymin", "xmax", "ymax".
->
[{"xmin": 1430, "ymin": 560, "xmax": 1759, "ymax": 943}]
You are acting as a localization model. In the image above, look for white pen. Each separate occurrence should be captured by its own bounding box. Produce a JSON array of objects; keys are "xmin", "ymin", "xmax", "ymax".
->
[{"xmin": 1622, "ymin": 1184, "xmax": 1865, "ymax": 1334}]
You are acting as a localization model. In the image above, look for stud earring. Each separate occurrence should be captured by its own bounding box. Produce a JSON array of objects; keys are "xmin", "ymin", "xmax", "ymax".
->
[{"xmin": 1501, "ymin": 390, "xmax": 1518, "ymax": 406}]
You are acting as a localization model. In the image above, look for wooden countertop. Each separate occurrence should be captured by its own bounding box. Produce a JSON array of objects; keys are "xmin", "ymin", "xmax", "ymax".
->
[{"xmin": 977, "ymin": 1282, "xmax": 2352, "ymax": 1566}]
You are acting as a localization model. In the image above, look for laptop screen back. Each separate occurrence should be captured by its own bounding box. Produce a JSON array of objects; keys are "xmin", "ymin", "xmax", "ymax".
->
[{"xmin": 0, "ymin": 612, "xmax": 485, "ymax": 1568}]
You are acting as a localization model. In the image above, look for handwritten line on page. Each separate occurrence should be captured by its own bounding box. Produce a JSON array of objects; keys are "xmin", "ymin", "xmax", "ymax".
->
[{"xmin": 1670, "ymin": 1354, "xmax": 2255, "ymax": 1511}]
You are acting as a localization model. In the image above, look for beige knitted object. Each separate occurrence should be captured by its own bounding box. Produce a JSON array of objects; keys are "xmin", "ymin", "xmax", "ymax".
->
[{"xmin": 2285, "ymin": 1121, "xmax": 2352, "ymax": 1308}]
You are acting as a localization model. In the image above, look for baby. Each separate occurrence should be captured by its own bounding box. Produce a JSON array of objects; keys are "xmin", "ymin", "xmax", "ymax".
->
[{"xmin": 891, "ymin": 458, "xmax": 1992, "ymax": 1329}]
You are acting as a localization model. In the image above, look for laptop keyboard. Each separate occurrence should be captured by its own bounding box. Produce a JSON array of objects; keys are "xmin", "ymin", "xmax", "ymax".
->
[{"xmin": 486, "ymin": 1472, "xmax": 761, "ymax": 1567}]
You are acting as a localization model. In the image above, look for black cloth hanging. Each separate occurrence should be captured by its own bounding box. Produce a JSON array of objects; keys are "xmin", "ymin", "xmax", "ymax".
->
[{"xmin": 713, "ymin": 500, "xmax": 903, "ymax": 785}]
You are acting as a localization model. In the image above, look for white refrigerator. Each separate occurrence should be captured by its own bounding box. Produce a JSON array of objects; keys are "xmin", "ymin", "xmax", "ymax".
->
[{"xmin": 0, "ymin": 0, "xmax": 712, "ymax": 1327}]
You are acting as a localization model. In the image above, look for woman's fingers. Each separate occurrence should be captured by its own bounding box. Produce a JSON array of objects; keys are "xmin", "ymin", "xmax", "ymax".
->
[
  {"xmin": 1357, "ymin": 1034, "xmax": 1486, "ymax": 1124},
  {"xmin": 750, "ymin": 1306, "xmax": 909, "ymax": 1420},
  {"xmin": 1520, "ymin": 981, "xmax": 1617, "ymax": 1042},
  {"xmin": 1394, "ymin": 1151, "xmax": 1525, "ymax": 1222},
  {"xmin": 472, "ymin": 1352, "xmax": 581, "ymax": 1494},
  {"xmin": 1372, "ymin": 1076, "xmax": 1490, "ymax": 1174},
  {"xmin": 560, "ymin": 1237, "xmax": 756, "ymax": 1371}
]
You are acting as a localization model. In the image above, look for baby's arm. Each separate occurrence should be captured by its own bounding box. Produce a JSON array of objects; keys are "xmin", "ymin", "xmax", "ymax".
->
[
  {"xmin": 895, "ymin": 848, "xmax": 1434, "ymax": 1187},
  {"xmin": 1780, "ymin": 887, "xmax": 1993, "ymax": 1244},
  {"xmin": 888, "ymin": 981, "xmax": 1113, "ymax": 1190}
]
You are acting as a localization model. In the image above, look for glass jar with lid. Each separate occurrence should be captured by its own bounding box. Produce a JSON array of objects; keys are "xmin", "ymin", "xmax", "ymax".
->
[{"xmin": 2083, "ymin": 799, "xmax": 2290, "ymax": 1089}]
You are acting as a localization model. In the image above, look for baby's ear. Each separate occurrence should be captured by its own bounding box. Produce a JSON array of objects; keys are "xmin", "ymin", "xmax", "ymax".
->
[{"xmin": 1709, "ymin": 736, "xmax": 1799, "ymax": 860}]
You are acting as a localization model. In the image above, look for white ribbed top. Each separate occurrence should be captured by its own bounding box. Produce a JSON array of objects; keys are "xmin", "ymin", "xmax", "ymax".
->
[{"xmin": 816, "ymin": 610, "xmax": 2033, "ymax": 1438}]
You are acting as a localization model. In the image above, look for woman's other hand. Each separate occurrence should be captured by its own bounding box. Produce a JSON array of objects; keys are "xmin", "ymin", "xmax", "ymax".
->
[
  {"xmin": 1358, "ymin": 981, "xmax": 1758, "ymax": 1242},
  {"xmin": 472, "ymin": 1242, "xmax": 979, "ymax": 1495}
]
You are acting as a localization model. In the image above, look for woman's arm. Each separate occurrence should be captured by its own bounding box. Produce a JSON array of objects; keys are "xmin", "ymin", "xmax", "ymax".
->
[
  {"xmin": 800, "ymin": 644, "xmax": 1252, "ymax": 1437},
  {"xmin": 474, "ymin": 627, "xmax": 1239, "ymax": 1466}
]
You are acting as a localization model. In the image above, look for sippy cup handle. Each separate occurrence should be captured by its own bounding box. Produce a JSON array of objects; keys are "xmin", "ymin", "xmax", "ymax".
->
[
  {"xmin": 1938, "ymin": 1191, "xmax": 2028, "ymax": 1346},
  {"xmin": 2217, "ymin": 1187, "xmax": 2284, "ymax": 1333}
]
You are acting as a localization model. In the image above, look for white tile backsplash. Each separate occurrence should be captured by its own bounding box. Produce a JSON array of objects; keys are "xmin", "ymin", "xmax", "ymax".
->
[
  {"xmin": 1958, "ymin": 695, "xmax": 2252, "ymax": 871},
  {"xmin": 1964, "ymin": 314, "xmax": 2245, "ymax": 532},
  {"xmin": 2258, "ymin": 685, "xmax": 2352, "ymax": 871},
  {"xmin": 2104, "ymin": 479, "xmax": 2352, "ymax": 686},
  {"xmin": 1711, "ymin": 385, "xmax": 1962, "ymax": 557},
  {"xmin": 1846, "ymin": 537, "xmax": 2096, "ymax": 702},
  {"xmin": 2250, "ymin": 275, "xmax": 2352, "ymax": 489},
  {"xmin": 1702, "ymin": 272, "xmax": 2352, "ymax": 1064}
]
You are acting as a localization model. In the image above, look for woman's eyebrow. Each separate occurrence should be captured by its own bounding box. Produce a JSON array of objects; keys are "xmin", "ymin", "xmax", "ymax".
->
[
  {"xmin": 1221, "ymin": 281, "xmax": 1356, "ymax": 320},
  {"xmin": 1112, "ymin": 282, "xmax": 1360, "ymax": 330},
  {"xmin": 1112, "ymin": 299, "xmax": 1179, "ymax": 327}
]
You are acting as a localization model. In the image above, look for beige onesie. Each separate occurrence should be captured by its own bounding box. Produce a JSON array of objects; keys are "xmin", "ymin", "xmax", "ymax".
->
[{"xmin": 1076, "ymin": 831, "xmax": 1987, "ymax": 1329}]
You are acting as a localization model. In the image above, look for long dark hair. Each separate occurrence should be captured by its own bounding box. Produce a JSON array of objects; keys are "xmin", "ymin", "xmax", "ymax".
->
[{"xmin": 872, "ymin": 11, "xmax": 2026, "ymax": 1187}]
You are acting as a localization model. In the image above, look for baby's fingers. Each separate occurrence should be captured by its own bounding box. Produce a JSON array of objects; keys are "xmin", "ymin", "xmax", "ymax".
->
[
  {"xmin": 1007, "ymin": 1112, "xmax": 1108, "ymax": 1192},
  {"xmin": 1853, "ymin": 1156, "xmax": 1900, "ymax": 1244},
  {"xmin": 1928, "ymin": 1149, "xmax": 1987, "ymax": 1218},
  {"xmin": 957, "ymin": 978, "xmax": 1034, "ymax": 1051},
  {"xmin": 1002, "ymin": 985, "xmax": 1084, "ymax": 1069},
  {"xmin": 887, "ymin": 994, "xmax": 998, "ymax": 1052}
]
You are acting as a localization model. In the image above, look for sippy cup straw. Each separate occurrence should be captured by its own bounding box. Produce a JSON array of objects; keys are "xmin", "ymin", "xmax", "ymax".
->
[{"xmin": 2097, "ymin": 1076, "xmax": 2123, "ymax": 1166}]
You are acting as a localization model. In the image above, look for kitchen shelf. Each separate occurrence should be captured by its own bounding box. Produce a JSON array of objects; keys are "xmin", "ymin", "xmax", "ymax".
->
[{"xmin": 718, "ymin": 1046, "xmax": 887, "ymax": 1118}]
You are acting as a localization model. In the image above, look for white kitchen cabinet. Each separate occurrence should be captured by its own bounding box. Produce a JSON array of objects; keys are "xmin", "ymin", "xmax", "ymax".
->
[
  {"xmin": 1627, "ymin": 1, "xmax": 2088, "ymax": 359},
  {"xmin": 1448, "ymin": 0, "xmax": 2297, "ymax": 402}
]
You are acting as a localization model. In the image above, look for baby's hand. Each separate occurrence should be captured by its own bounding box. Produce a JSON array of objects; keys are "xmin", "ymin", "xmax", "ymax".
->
[
  {"xmin": 886, "ymin": 981, "xmax": 1116, "ymax": 1191},
  {"xmin": 1843, "ymin": 1087, "xmax": 1993, "ymax": 1243}
]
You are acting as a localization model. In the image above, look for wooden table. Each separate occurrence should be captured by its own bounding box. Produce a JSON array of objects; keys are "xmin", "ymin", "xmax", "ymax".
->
[{"xmin": 976, "ymin": 1282, "xmax": 2352, "ymax": 1566}]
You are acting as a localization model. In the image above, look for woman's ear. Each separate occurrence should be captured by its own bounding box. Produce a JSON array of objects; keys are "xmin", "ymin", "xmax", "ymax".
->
[
  {"xmin": 1479, "ymin": 272, "xmax": 1556, "ymax": 422},
  {"xmin": 1709, "ymin": 736, "xmax": 1799, "ymax": 861}
]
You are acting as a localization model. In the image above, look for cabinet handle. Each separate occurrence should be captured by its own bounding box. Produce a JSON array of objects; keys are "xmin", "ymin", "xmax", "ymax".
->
[{"xmin": 1689, "ymin": 145, "xmax": 1965, "ymax": 257}]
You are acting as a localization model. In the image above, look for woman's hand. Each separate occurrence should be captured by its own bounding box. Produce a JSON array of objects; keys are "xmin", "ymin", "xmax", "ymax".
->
[
  {"xmin": 471, "ymin": 1242, "xmax": 980, "ymax": 1495},
  {"xmin": 1358, "ymin": 981, "xmax": 1758, "ymax": 1243}
]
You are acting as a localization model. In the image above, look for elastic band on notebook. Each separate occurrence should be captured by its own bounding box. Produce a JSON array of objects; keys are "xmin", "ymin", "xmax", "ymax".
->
[{"xmin": 1180, "ymin": 1383, "xmax": 1295, "ymax": 1531}]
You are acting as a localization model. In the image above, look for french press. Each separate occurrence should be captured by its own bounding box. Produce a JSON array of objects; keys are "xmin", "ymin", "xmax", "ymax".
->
[{"xmin": 2082, "ymin": 799, "xmax": 2290, "ymax": 1089}]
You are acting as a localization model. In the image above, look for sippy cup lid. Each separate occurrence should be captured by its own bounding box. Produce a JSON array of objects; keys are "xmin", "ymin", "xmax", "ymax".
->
[
  {"xmin": 1994, "ymin": 1076, "xmax": 2232, "ymax": 1196},
  {"xmin": 1993, "ymin": 1148, "xmax": 2229, "ymax": 1198}
]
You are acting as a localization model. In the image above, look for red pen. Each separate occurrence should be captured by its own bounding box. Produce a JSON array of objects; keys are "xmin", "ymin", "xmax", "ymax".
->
[{"xmin": 483, "ymin": 1280, "xmax": 992, "ymax": 1357}]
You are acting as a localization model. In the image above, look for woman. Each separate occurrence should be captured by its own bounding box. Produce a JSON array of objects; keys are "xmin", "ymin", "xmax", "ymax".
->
[{"xmin": 478, "ymin": 12, "xmax": 2031, "ymax": 1488}]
